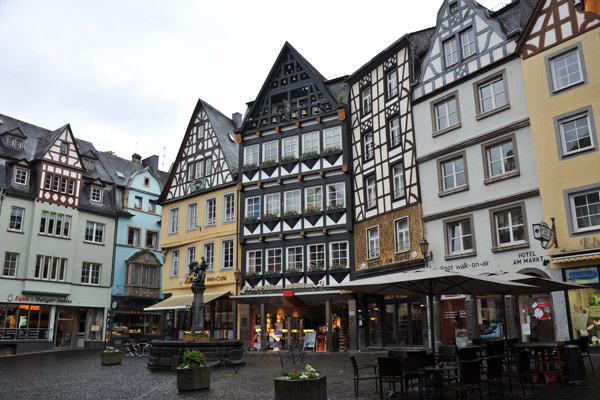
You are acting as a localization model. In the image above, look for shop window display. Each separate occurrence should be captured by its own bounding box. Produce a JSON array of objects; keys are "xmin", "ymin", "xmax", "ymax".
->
[
  {"xmin": 566, "ymin": 266, "xmax": 600, "ymax": 347},
  {"xmin": 517, "ymin": 294, "xmax": 555, "ymax": 342},
  {"xmin": 0, "ymin": 304, "xmax": 51, "ymax": 340},
  {"xmin": 476, "ymin": 296, "xmax": 505, "ymax": 339}
]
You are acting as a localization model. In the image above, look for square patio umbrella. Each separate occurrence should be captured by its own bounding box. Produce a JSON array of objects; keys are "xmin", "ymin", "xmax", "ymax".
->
[
  {"xmin": 481, "ymin": 270, "xmax": 588, "ymax": 292},
  {"xmin": 327, "ymin": 268, "xmax": 537, "ymax": 358}
]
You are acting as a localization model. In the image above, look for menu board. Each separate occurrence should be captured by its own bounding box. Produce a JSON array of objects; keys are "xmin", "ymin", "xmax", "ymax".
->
[
  {"xmin": 4, "ymin": 329, "xmax": 16, "ymax": 339},
  {"xmin": 303, "ymin": 331, "xmax": 316, "ymax": 350},
  {"xmin": 17, "ymin": 329, "xmax": 27, "ymax": 339},
  {"xmin": 29, "ymin": 330, "xmax": 40, "ymax": 339}
]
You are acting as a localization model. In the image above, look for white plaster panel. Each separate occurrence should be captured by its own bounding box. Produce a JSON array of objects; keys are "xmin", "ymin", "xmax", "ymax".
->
[
  {"xmin": 492, "ymin": 47, "xmax": 504, "ymax": 63},
  {"xmin": 546, "ymin": 30, "xmax": 556, "ymax": 47},
  {"xmin": 366, "ymin": 209, "xmax": 377, "ymax": 219},
  {"xmin": 475, "ymin": 15, "xmax": 486, "ymax": 33},
  {"xmin": 577, "ymin": 11, "xmax": 586, "ymax": 29},
  {"xmin": 431, "ymin": 56, "xmax": 442, "ymax": 74},
  {"xmin": 434, "ymin": 77, "xmax": 444, "ymax": 90},
  {"xmin": 442, "ymin": 20, "xmax": 448, "ymax": 29},
  {"xmin": 547, "ymin": 13, "xmax": 554, "ymax": 26},
  {"xmin": 558, "ymin": 3, "xmax": 570, "ymax": 20},
  {"xmin": 506, "ymin": 41, "xmax": 516, "ymax": 53},
  {"xmin": 445, "ymin": 71, "xmax": 455, "ymax": 84},
  {"xmin": 561, "ymin": 23, "xmax": 573, "ymax": 40},
  {"xmin": 477, "ymin": 32, "xmax": 488, "ymax": 52},
  {"xmin": 424, "ymin": 66, "xmax": 435, "ymax": 81},
  {"xmin": 543, "ymin": 0, "xmax": 550, "ymax": 9},
  {"xmin": 431, "ymin": 39, "xmax": 440, "ymax": 57},
  {"xmin": 488, "ymin": 32, "xmax": 503, "ymax": 49},
  {"xmin": 468, "ymin": 60, "xmax": 478, "ymax": 74},
  {"xmin": 424, "ymin": 82, "xmax": 433, "ymax": 95},
  {"xmin": 480, "ymin": 53, "xmax": 490, "ymax": 68}
]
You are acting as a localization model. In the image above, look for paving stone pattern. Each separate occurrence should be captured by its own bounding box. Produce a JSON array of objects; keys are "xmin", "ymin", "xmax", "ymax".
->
[{"xmin": 0, "ymin": 349, "xmax": 598, "ymax": 399}]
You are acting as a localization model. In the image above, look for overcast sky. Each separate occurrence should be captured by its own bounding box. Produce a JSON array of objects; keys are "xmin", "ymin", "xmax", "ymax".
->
[{"xmin": 0, "ymin": 0, "xmax": 500, "ymax": 171}]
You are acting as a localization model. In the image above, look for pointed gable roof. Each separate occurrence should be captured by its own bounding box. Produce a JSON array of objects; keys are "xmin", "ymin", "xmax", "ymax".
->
[{"xmin": 240, "ymin": 42, "xmax": 338, "ymax": 132}]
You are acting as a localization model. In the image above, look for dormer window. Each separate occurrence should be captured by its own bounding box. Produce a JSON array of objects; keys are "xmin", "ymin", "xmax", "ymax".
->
[
  {"xmin": 91, "ymin": 186, "xmax": 103, "ymax": 203},
  {"xmin": 444, "ymin": 38, "xmax": 458, "ymax": 67},
  {"xmin": 7, "ymin": 137, "xmax": 23, "ymax": 149},
  {"xmin": 460, "ymin": 29, "xmax": 475, "ymax": 59},
  {"xmin": 13, "ymin": 167, "xmax": 29, "ymax": 186},
  {"xmin": 450, "ymin": 2, "xmax": 458, "ymax": 14},
  {"xmin": 83, "ymin": 158, "xmax": 96, "ymax": 171},
  {"xmin": 61, "ymin": 142, "xmax": 68, "ymax": 155}
]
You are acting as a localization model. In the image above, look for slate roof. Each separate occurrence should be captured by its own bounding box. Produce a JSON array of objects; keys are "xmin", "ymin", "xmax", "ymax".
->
[
  {"xmin": 200, "ymin": 99, "xmax": 239, "ymax": 174},
  {"xmin": 0, "ymin": 113, "xmax": 61, "ymax": 163},
  {"xmin": 490, "ymin": 0, "xmax": 539, "ymax": 38}
]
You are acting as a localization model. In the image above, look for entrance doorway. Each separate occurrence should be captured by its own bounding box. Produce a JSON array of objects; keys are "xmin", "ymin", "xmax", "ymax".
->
[{"xmin": 55, "ymin": 307, "xmax": 74, "ymax": 348}]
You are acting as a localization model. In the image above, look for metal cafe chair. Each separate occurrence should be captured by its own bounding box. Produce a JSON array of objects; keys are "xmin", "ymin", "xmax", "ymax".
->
[
  {"xmin": 576, "ymin": 337, "xmax": 595, "ymax": 373},
  {"xmin": 349, "ymin": 355, "xmax": 379, "ymax": 398},
  {"xmin": 504, "ymin": 349, "xmax": 535, "ymax": 397},
  {"xmin": 481, "ymin": 355, "xmax": 505, "ymax": 400},
  {"xmin": 377, "ymin": 357, "xmax": 404, "ymax": 400},
  {"xmin": 444, "ymin": 359, "xmax": 483, "ymax": 400}
]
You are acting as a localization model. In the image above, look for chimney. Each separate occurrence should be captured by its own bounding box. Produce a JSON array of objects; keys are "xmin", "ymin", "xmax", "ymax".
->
[
  {"xmin": 232, "ymin": 112, "xmax": 242, "ymax": 129},
  {"xmin": 132, "ymin": 153, "xmax": 142, "ymax": 164},
  {"xmin": 142, "ymin": 155, "xmax": 159, "ymax": 173}
]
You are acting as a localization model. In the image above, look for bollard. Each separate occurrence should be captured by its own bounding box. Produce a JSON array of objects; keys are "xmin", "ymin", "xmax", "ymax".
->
[{"xmin": 564, "ymin": 344, "xmax": 586, "ymax": 386}]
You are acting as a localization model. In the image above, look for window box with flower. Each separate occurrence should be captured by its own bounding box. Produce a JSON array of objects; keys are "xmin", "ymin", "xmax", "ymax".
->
[
  {"xmin": 242, "ymin": 163, "xmax": 259, "ymax": 180},
  {"xmin": 274, "ymin": 365, "xmax": 326, "ymax": 400},
  {"xmin": 101, "ymin": 346, "xmax": 122, "ymax": 365},
  {"xmin": 323, "ymin": 146, "xmax": 342, "ymax": 164},
  {"xmin": 303, "ymin": 205, "xmax": 322, "ymax": 225},
  {"xmin": 262, "ymin": 212, "xmax": 280, "ymax": 230},
  {"xmin": 285, "ymin": 266, "xmax": 303, "ymax": 284},
  {"xmin": 328, "ymin": 263, "xmax": 349, "ymax": 283},
  {"xmin": 280, "ymin": 155, "xmax": 299, "ymax": 174},
  {"xmin": 326, "ymin": 202, "xmax": 345, "ymax": 223},
  {"xmin": 301, "ymin": 151, "xmax": 320, "ymax": 169},
  {"xmin": 243, "ymin": 216, "xmax": 260, "ymax": 233},
  {"xmin": 307, "ymin": 264, "xmax": 325, "ymax": 285},
  {"xmin": 183, "ymin": 330, "xmax": 211, "ymax": 342},
  {"xmin": 260, "ymin": 159, "xmax": 279, "ymax": 177},
  {"xmin": 265, "ymin": 269, "xmax": 282, "ymax": 285},
  {"xmin": 283, "ymin": 209, "xmax": 301, "ymax": 228},
  {"xmin": 244, "ymin": 271, "xmax": 262, "ymax": 288}
]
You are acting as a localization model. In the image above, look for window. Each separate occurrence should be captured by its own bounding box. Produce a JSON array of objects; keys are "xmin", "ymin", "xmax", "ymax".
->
[
  {"xmin": 444, "ymin": 38, "xmax": 458, "ymax": 67},
  {"xmin": 330, "ymin": 242, "xmax": 348, "ymax": 268},
  {"xmin": 433, "ymin": 94, "xmax": 459, "ymax": 133},
  {"xmin": 197, "ymin": 124, "xmax": 205, "ymax": 140},
  {"xmin": 460, "ymin": 29, "xmax": 475, "ymax": 58},
  {"xmin": 387, "ymin": 70, "xmax": 398, "ymax": 98},
  {"xmin": 303, "ymin": 131, "xmax": 320, "ymax": 155},
  {"xmin": 223, "ymin": 193, "xmax": 235, "ymax": 223},
  {"xmin": 194, "ymin": 160, "xmax": 204, "ymax": 178},
  {"xmin": 205, "ymin": 197, "xmax": 216, "ymax": 226},
  {"xmin": 60, "ymin": 177, "xmax": 68, "ymax": 193},
  {"xmin": 14, "ymin": 168, "xmax": 28, "ymax": 185},
  {"xmin": 127, "ymin": 227, "xmax": 140, "ymax": 247},
  {"xmin": 34, "ymin": 256, "xmax": 67, "ymax": 281},
  {"xmin": 308, "ymin": 244, "xmax": 325, "ymax": 268},
  {"xmin": 68, "ymin": 180, "xmax": 75, "ymax": 195},
  {"xmin": 134, "ymin": 196, "xmax": 142, "ymax": 209},
  {"xmin": 560, "ymin": 113, "xmax": 593, "ymax": 156},
  {"xmin": 366, "ymin": 176, "xmax": 376, "ymax": 209},
  {"xmin": 9, "ymin": 207, "xmax": 24, "ymax": 232},
  {"xmin": 392, "ymin": 164, "xmax": 405, "ymax": 199},
  {"xmin": 450, "ymin": 2, "xmax": 458, "ymax": 13},
  {"xmin": 61, "ymin": 142, "xmax": 68, "ymax": 155},
  {"xmin": 132, "ymin": 265, "xmax": 157, "ymax": 287},
  {"xmin": 266, "ymin": 248, "xmax": 282, "ymax": 273},
  {"xmin": 492, "ymin": 205, "xmax": 527, "ymax": 248},
  {"xmin": 287, "ymin": 246, "xmax": 303, "ymax": 271},
  {"xmin": 187, "ymin": 202, "xmax": 198, "ymax": 230},
  {"xmin": 263, "ymin": 140, "xmax": 278, "ymax": 163},
  {"xmin": 39, "ymin": 211, "xmax": 71, "ymax": 238},
  {"xmin": 83, "ymin": 158, "xmax": 96, "ymax": 170},
  {"xmin": 148, "ymin": 200, "xmax": 156, "ymax": 213},
  {"xmin": 395, "ymin": 218, "xmax": 410, "ymax": 253},
  {"xmin": 476, "ymin": 73, "xmax": 508, "ymax": 116},
  {"xmin": 284, "ymin": 190, "xmax": 301, "ymax": 215},
  {"xmin": 440, "ymin": 155, "xmax": 466, "ymax": 192},
  {"xmin": 361, "ymin": 87, "xmax": 372, "ymax": 114},
  {"xmin": 146, "ymin": 230, "xmax": 158, "ymax": 250},
  {"xmin": 245, "ymin": 196, "xmax": 260, "ymax": 219},
  {"xmin": 481, "ymin": 135, "xmax": 519, "ymax": 183},
  {"xmin": 81, "ymin": 263, "xmax": 101, "ymax": 285},
  {"xmin": 203, "ymin": 242, "xmax": 215, "ymax": 271},
  {"xmin": 244, "ymin": 144, "xmax": 259, "ymax": 166},
  {"xmin": 168, "ymin": 207, "xmax": 179, "ymax": 234},
  {"xmin": 221, "ymin": 239, "xmax": 235, "ymax": 270},
  {"xmin": 364, "ymin": 132, "xmax": 374, "ymax": 160},
  {"xmin": 205, "ymin": 158, "xmax": 213, "ymax": 176},
  {"xmin": 389, "ymin": 117, "xmax": 401, "ymax": 147},
  {"xmin": 3, "ymin": 253, "xmax": 18, "ymax": 277},
  {"xmin": 324, "ymin": 127, "xmax": 342, "ymax": 152},
  {"xmin": 91, "ymin": 186, "xmax": 103, "ymax": 203},
  {"xmin": 305, "ymin": 186, "xmax": 322, "ymax": 212},
  {"xmin": 327, "ymin": 182, "xmax": 345, "ymax": 208},
  {"xmin": 367, "ymin": 226, "xmax": 380, "ymax": 259},
  {"xmin": 85, "ymin": 222, "xmax": 104, "ymax": 244},
  {"xmin": 187, "ymin": 163, "xmax": 195, "ymax": 181},
  {"xmin": 53, "ymin": 176, "xmax": 60, "ymax": 191},
  {"xmin": 170, "ymin": 249, "xmax": 180, "ymax": 277},
  {"xmin": 186, "ymin": 246, "xmax": 196, "ymax": 275},
  {"xmin": 7, "ymin": 137, "xmax": 23, "ymax": 149},
  {"xmin": 44, "ymin": 174, "xmax": 52, "ymax": 190},
  {"xmin": 570, "ymin": 190, "xmax": 600, "ymax": 232},
  {"xmin": 282, "ymin": 136, "xmax": 298, "ymax": 159},
  {"xmin": 247, "ymin": 250, "xmax": 262, "ymax": 273},
  {"xmin": 550, "ymin": 48, "xmax": 584, "ymax": 91},
  {"xmin": 447, "ymin": 219, "xmax": 473, "ymax": 255},
  {"xmin": 264, "ymin": 193, "xmax": 280, "ymax": 217}
]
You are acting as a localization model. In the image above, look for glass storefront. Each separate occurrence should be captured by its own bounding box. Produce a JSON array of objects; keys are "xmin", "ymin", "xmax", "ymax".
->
[
  {"xmin": 565, "ymin": 265, "xmax": 600, "ymax": 346},
  {"xmin": 112, "ymin": 312, "xmax": 161, "ymax": 336},
  {"xmin": 517, "ymin": 294, "xmax": 555, "ymax": 342},
  {"xmin": 383, "ymin": 295, "xmax": 426, "ymax": 347},
  {"xmin": 0, "ymin": 304, "xmax": 51, "ymax": 340},
  {"xmin": 476, "ymin": 296, "xmax": 505, "ymax": 339},
  {"xmin": 439, "ymin": 297, "xmax": 467, "ymax": 346}
]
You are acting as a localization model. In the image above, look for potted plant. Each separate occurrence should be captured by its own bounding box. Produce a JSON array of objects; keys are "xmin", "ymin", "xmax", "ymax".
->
[
  {"xmin": 183, "ymin": 330, "xmax": 210, "ymax": 342},
  {"xmin": 337, "ymin": 92, "xmax": 346, "ymax": 121},
  {"xmin": 242, "ymin": 162, "xmax": 259, "ymax": 180},
  {"xmin": 301, "ymin": 150, "xmax": 320, "ymax": 169},
  {"xmin": 274, "ymin": 364, "xmax": 326, "ymax": 400},
  {"xmin": 177, "ymin": 349, "xmax": 210, "ymax": 391},
  {"xmin": 101, "ymin": 346, "xmax": 122, "ymax": 365}
]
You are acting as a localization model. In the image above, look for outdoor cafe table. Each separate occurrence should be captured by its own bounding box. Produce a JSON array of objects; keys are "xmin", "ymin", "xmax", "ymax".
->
[
  {"xmin": 422, "ymin": 364, "xmax": 459, "ymax": 400},
  {"xmin": 514, "ymin": 342, "xmax": 567, "ymax": 384}
]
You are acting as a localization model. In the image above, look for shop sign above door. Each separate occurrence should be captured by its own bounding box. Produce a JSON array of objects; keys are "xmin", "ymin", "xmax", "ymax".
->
[{"xmin": 7, "ymin": 293, "xmax": 72, "ymax": 304}]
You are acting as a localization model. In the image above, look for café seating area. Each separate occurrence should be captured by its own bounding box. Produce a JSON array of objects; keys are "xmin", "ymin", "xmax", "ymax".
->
[{"xmin": 350, "ymin": 338, "xmax": 594, "ymax": 399}]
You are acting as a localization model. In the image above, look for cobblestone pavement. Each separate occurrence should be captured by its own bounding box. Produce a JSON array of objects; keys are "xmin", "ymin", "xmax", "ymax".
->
[{"xmin": 0, "ymin": 349, "xmax": 598, "ymax": 399}]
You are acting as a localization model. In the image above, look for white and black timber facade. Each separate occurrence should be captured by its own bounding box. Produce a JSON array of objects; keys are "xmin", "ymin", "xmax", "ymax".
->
[{"xmin": 233, "ymin": 43, "xmax": 355, "ymax": 351}]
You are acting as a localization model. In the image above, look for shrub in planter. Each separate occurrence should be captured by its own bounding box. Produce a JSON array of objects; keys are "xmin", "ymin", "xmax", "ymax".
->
[
  {"xmin": 177, "ymin": 350, "xmax": 210, "ymax": 391},
  {"xmin": 274, "ymin": 365, "xmax": 326, "ymax": 400},
  {"xmin": 101, "ymin": 346, "xmax": 122, "ymax": 365}
]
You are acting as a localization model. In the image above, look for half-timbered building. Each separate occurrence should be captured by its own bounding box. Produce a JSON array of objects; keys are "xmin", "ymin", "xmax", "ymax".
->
[
  {"xmin": 233, "ymin": 43, "xmax": 354, "ymax": 352},
  {"xmin": 518, "ymin": 0, "xmax": 600, "ymax": 342},
  {"xmin": 412, "ymin": 0, "xmax": 547, "ymax": 349},
  {"xmin": 0, "ymin": 113, "xmax": 116, "ymax": 354},
  {"xmin": 156, "ymin": 99, "xmax": 240, "ymax": 341},
  {"xmin": 346, "ymin": 29, "xmax": 434, "ymax": 349}
]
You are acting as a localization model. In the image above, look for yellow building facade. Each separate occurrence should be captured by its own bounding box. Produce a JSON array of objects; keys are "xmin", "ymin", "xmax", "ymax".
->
[{"xmin": 520, "ymin": 0, "xmax": 600, "ymax": 341}]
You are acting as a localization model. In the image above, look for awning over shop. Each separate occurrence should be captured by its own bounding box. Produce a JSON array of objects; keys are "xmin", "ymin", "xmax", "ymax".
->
[
  {"xmin": 143, "ymin": 291, "xmax": 230, "ymax": 311},
  {"xmin": 551, "ymin": 251, "xmax": 600, "ymax": 265},
  {"xmin": 231, "ymin": 289, "xmax": 351, "ymax": 305}
]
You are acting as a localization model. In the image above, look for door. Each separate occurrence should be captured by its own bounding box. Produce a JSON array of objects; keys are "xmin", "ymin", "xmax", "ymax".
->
[
  {"xmin": 77, "ymin": 308, "xmax": 87, "ymax": 347},
  {"xmin": 54, "ymin": 307, "xmax": 74, "ymax": 348}
]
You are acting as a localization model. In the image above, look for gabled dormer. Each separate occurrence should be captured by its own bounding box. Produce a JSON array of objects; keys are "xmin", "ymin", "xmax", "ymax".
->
[
  {"xmin": 160, "ymin": 99, "xmax": 238, "ymax": 203},
  {"xmin": 40, "ymin": 125, "xmax": 84, "ymax": 169},
  {"xmin": 81, "ymin": 150, "xmax": 99, "ymax": 171},
  {"xmin": 240, "ymin": 42, "xmax": 339, "ymax": 132},
  {"xmin": 520, "ymin": 0, "xmax": 600, "ymax": 59},
  {"xmin": 413, "ymin": 0, "xmax": 515, "ymax": 100},
  {"xmin": 2, "ymin": 127, "xmax": 26, "ymax": 150}
]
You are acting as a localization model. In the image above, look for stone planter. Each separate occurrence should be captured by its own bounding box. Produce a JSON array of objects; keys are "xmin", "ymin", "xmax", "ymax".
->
[
  {"xmin": 101, "ymin": 351, "xmax": 122, "ymax": 365},
  {"xmin": 177, "ymin": 366, "xmax": 211, "ymax": 391},
  {"xmin": 274, "ymin": 376, "xmax": 327, "ymax": 400}
]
